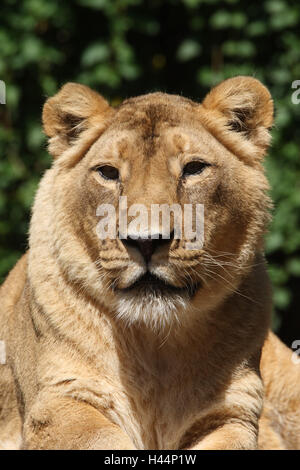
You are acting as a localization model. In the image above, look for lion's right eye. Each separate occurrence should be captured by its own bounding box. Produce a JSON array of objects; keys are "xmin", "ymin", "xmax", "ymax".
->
[
  {"xmin": 182, "ymin": 160, "xmax": 209, "ymax": 177},
  {"xmin": 96, "ymin": 165, "xmax": 119, "ymax": 181}
]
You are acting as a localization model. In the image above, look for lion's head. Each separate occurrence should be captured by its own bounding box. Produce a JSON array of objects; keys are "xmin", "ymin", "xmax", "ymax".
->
[{"xmin": 30, "ymin": 77, "xmax": 273, "ymax": 330}]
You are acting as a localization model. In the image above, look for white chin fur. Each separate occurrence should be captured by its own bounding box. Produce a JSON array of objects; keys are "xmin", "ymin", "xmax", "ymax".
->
[{"xmin": 113, "ymin": 290, "xmax": 190, "ymax": 331}]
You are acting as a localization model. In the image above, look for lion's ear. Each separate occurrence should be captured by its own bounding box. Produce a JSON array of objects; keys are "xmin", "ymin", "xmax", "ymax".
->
[
  {"xmin": 201, "ymin": 76, "xmax": 274, "ymax": 163},
  {"xmin": 42, "ymin": 83, "xmax": 113, "ymax": 158}
]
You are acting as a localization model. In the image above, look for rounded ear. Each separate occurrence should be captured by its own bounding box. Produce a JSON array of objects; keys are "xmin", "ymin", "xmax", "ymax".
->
[
  {"xmin": 42, "ymin": 83, "xmax": 113, "ymax": 158},
  {"xmin": 200, "ymin": 76, "xmax": 274, "ymax": 163}
]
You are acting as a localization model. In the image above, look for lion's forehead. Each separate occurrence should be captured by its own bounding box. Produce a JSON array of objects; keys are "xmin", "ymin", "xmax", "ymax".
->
[
  {"xmin": 88, "ymin": 125, "xmax": 216, "ymax": 167},
  {"xmin": 109, "ymin": 93, "xmax": 199, "ymax": 138},
  {"xmin": 85, "ymin": 95, "xmax": 225, "ymax": 168}
]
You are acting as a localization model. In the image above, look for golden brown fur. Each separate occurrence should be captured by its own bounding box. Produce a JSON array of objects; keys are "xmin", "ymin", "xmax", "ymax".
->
[{"xmin": 0, "ymin": 76, "xmax": 299, "ymax": 449}]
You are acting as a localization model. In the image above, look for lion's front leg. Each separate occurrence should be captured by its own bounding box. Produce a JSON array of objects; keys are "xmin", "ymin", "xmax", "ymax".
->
[
  {"xmin": 187, "ymin": 368, "xmax": 263, "ymax": 450},
  {"xmin": 189, "ymin": 422, "xmax": 258, "ymax": 450},
  {"xmin": 23, "ymin": 395, "xmax": 135, "ymax": 450}
]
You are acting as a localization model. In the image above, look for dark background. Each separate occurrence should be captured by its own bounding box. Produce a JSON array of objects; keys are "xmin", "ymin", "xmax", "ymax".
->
[{"xmin": 0, "ymin": 0, "xmax": 299, "ymax": 345}]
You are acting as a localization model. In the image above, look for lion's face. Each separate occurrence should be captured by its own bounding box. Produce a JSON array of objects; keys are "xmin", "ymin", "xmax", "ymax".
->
[{"xmin": 39, "ymin": 77, "xmax": 273, "ymax": 328}]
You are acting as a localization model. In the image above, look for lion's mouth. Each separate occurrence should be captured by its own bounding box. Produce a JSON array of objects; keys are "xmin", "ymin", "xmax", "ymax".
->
[{"xmin": 119, "ymin": 272, "xmax": 200, "ymax": 298}]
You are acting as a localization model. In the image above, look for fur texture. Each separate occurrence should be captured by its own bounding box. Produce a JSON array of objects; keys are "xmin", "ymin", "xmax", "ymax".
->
[{"xmin": 0, "ymin": 77, "xmax": 299, "ymax": 450}]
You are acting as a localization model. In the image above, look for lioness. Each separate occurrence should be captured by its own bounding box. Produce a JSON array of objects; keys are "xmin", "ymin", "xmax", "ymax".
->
[{"xmin": 0, "ymin": 76, "xmax": 299, "ymax": 450}]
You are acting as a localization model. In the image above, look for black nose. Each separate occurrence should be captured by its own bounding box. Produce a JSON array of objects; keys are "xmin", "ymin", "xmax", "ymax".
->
[{"xmin": 122, "ymin": 232, "xmax": 174, "ymax": 263}]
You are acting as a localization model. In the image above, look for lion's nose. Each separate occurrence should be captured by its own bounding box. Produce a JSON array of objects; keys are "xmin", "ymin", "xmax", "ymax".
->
[{"xmin": 122, "ymin": 232, "xmax": 174, "ymax": 263}]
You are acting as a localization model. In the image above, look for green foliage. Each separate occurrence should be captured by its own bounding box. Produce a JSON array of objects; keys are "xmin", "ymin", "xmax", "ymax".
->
[{"xmin": 0, "ymin": 0, "xmax": 300, "ymax": 340}]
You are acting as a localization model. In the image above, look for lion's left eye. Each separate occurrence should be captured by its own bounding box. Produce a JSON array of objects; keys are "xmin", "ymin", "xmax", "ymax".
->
[
  {"xmin": 182, "ymin": 161, "xmax": 209, "ymax": 177},
  {"xmin": 97, "ymin": 165, "xmax": 119, "ymax": 181}
]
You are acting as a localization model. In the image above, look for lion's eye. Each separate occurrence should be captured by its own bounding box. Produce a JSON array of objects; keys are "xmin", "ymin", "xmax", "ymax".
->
[
  {"xmin": 182, "ymin": 161, "xmax": 209, "ymax": 177},
  {"xmin": 97, "ymin": 165, "xmax": 119, "ymax": 181}
]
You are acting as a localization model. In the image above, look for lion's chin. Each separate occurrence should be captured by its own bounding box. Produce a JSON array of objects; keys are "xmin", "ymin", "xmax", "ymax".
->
[{"xmin": 113, "ymin": 272, "xmax": 200, "ymax": 330}]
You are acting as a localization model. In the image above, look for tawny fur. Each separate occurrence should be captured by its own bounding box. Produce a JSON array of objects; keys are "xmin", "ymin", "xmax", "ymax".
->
[{"xmin": 0, "ymin": 77, "xmax": 299, "ymax": 450}]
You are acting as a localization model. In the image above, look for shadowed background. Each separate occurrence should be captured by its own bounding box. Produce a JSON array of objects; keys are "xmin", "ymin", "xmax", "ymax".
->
[{"xmin": 0, "ymin": 0, "xmax": 299, "ymax": 346}]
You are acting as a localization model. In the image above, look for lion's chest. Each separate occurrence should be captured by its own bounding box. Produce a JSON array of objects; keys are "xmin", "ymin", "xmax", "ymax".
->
[{"xmin": 103, "ymin": 367, "xmax": 203, "ymax": 450}]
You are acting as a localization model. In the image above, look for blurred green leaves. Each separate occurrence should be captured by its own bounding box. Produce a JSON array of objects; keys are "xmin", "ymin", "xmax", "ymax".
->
[
  {"xmin": 81, "ymin": 42, "xmax": 111, "ymax": 67},
  {"xmin": 0, "ymin": 0, "xmax": 300, "ymax": 336},
  {"xmin": 177, "ymin": 39, "xmax": 202, "ymax": 61}
]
